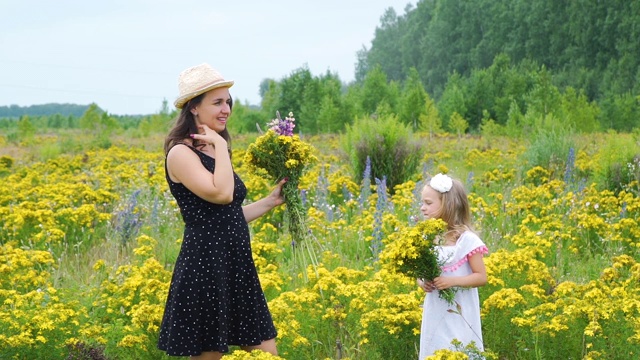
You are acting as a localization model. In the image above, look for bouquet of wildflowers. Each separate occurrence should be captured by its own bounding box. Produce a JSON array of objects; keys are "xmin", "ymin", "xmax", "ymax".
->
[
  {"xmin": 379, "ymin": 218, "xmax": 457, "ymax": 305},
  {"xmin": 244, "ymin": 111, "xmax": 317, "ymax": 245}
]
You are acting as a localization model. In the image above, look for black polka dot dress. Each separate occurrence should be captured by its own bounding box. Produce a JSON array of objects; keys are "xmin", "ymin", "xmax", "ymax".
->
[{"xmin": 158, "ymin": 145, "xmax": 277, "ymax": 356}]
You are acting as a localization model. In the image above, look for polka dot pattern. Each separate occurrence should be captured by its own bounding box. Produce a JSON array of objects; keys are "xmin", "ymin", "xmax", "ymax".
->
[{"xmin": 158, "ymin": 145, "xmax": 277, "ymax": 356}]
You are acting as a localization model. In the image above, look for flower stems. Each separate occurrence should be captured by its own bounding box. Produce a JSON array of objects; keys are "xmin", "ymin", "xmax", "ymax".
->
[{"xmin": 282, "ymin": 179, "xmax": 306, "ymax": 246}]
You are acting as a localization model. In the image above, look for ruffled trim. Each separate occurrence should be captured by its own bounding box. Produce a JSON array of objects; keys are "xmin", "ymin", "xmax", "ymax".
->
[{"xmin": 441, "ymin": 245, "xmax": 489, "ymax": 273}]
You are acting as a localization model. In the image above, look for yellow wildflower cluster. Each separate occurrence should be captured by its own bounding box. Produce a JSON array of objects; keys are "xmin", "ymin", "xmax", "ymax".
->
[
  {"xmin": 509, "ymin": 255, "xmax": 640, "ymax": 343},
  {"xmin": 2, "ymin": 132, "xmax": 640, "ymax": 358},
  {"xmin": 85, "ymin": 235, "xmax": 171, "ymax": 354},
  {"xmin": 223, "ymin": 349, "xmax": 284, "ymax": 359},
  {"xmin": 0, "ymin": 244, "xmax": 87, "ymax": 357},
  {"xmin": 0, "ymin": 147, "xmax": 165, "ymax": 248}
]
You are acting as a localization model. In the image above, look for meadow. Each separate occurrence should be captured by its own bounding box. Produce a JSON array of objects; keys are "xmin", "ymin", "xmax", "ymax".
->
[{"xmin": 1, "ymin": 128, "xmax": 639, "ymax": 360}]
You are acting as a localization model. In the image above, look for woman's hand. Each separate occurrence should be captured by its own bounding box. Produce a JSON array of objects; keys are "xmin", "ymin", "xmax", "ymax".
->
[
  {"xmin": 191, "ymin": 124, "xmax": 227, "ymax": 148},
  {"xmin": 242, "ymin": 178, "xmax": 288, "ymax": 223},
  {"xmin": 266, "ymin": 178, "xmax": 288, "ymax": 209},
  {"xmin": 417, "ymin": 278, "xmax": 436, "ymax": 293}
]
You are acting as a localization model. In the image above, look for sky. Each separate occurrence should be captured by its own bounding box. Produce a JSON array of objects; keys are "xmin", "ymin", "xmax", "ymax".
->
[{"xmin": 0, "ymin": 0, "xmax": 413, "ymax": 115}]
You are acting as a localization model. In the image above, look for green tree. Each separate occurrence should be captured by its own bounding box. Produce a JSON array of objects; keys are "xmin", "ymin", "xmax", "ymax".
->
[
  {"xmin": 525, "ymin": 67, "xmax": 562, "ymax": 118},
  {"xmin": 315, "ymin": 95, "xmax": 341, "ymax": 133},
  {"xmin": 278, "ymin": 65, "xmax": 314, "ymax": 130},
  {"xmin": 399, "ymin": 67, "xmax": 427, "ymax": 131},
  {"xmin": 505, "ymin": 100, "xmax": 525, "ymax": 138},
  {"xmin": 258, "ymin": 78, "xmax": 272, "ymax": 100},
  {"xmin": 448, "ymin": 112, "xmax": 468, "ymax": 138},
  {"xmin": 260, "ymin": 79, "xmax": 281, "ymax": 124},
  {"xmin": 361, "ymin": 65, "xmax": 392, "ymax": 116},
  {"xmin": 79, "ymin": 103, "xmax": 103, "ymax": 130},
  {"xmin": 559, "ymin": 87, "xmax": 600, "ymax": 133},
  {"xmin": 17, "ymin": 115, "xmax": 36, "ymax": 139},
  {"xmin": 599, "ymin": 92, "xmax": 640, "ymax": 131},
  {"xmin": 419, "ymin": 93, "xmax": 442, "ymax": 139},
  {"xmin": 228, "ymin": 101, "xmax": 264, "ymax": 134},
  {"xmin": 479, "ymin": 110, "xmax": 505, "ymax": 138},
  {"xmin": 365, "ymin": 7, "xmax": 404, "ymax": 82},
  {"xmin": 47, "ymin": 114, "xmax": 64, "ymax": 129},
  {"xmin": 438, "ymin": 73, "xmax": 467, "ymax": 131},
  {"xmin": 398, "ymin": 1, "xmax": 428, "ymax": 81}
]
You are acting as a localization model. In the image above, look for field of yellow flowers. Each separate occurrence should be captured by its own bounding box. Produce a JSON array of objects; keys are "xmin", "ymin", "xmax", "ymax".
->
[{"xmin": 1, "ymin": 131, "xmax": 639, "ymax": 359}]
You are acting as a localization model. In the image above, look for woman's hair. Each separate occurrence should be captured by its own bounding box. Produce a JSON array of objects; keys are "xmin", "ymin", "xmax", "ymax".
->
[
  {"xmin": 429, "ymin": 177, "xmax": 473, "ymax": 238},
  {"xmin": 163, "ymin": 93, "xmax": 233, "ymax": 155}
]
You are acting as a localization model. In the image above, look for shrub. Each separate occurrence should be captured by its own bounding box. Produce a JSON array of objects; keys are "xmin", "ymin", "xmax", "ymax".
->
[
  {"xmin": 522, "ymin": 125, "xmax": 575, "ymax": 179},
  {"xmin": 593, "ymin": 131, "xmax": 640, "ymax": 193},
  {"xmin": 341, "ymin": 114, "xmax": 421, "ymax": 194}
]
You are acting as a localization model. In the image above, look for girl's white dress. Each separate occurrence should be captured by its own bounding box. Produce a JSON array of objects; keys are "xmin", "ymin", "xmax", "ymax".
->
[{"xmin": 419, "ymin": 231, "xmax": 489, "ymax": 359}]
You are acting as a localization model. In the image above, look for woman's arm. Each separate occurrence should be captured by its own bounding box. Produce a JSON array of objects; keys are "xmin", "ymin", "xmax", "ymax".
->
[
  {"xmin": 166, "ymin": 125, "xmax": 235, "ymax": 204},
  {"xmin": 243, "ymin": 179, "xmax": 287, "ymax": 223}
]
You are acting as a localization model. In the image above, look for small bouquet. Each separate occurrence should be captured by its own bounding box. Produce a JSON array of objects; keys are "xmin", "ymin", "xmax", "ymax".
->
[
  {"xmin": 379, "ymin": 218, "xmax": 457, "ymax": 305},
  {"xmin": 244, "ymin": 111, "xmax": 317, "ymax": 245}
]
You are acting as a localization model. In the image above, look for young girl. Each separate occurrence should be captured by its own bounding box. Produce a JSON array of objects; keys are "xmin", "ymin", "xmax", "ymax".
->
[{"xmin": 417, "ymin": 173, "xmax": 488, "ymax": 358}]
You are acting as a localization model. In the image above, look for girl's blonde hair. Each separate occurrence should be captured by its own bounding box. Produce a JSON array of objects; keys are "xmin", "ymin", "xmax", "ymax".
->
[{"xmin": 427, "ymin": 176, "xmax": 474, "ymax": 240}]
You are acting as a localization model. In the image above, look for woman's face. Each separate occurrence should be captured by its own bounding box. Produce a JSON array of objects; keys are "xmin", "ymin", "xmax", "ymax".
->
[
  {"xmin": 192, "ymin": 87, "xmax": 232, "ymax": 132},
  {"xmin": 420, "ymin": 185, "xmax": 442, "ymax": 219}
]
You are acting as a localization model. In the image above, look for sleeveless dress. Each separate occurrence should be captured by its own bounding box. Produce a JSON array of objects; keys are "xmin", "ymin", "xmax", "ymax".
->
[
  {"xmin": 158, "ymin": 144, "xmax": 277, "ymax": 356},
  {"xmin": 419, "ymin": 231, "xmax": 488, "ymax": 359}
]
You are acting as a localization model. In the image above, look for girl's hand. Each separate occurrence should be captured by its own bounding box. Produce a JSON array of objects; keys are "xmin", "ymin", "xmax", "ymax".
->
[
  {"xmin": 432, "ymin": 276, "xmax": 456, "ymax": 290},
  {"xmin": 417, "ymin": 278, "xmax": 436, "ymax": 293}
]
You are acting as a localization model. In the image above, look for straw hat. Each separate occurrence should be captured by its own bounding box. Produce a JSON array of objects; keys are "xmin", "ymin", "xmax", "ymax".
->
[{"xmin": 174, "ymin": 63, "xmax": 234, "ymax": 109}]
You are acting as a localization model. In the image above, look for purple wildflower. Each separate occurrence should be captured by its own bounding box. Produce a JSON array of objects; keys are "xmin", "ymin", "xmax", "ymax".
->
[{"xmin": 267, "ymin": 111, "xmax": 296, "ymax": 136}]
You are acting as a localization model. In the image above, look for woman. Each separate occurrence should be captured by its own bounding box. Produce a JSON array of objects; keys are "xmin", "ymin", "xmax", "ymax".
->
[{"xmin": 158, "ymin": 63, "xmax": 285, "ymax": 359}]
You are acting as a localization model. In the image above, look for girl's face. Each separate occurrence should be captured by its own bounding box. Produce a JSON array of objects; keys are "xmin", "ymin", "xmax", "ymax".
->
[
  {"xmin": 420, "ymin": 185, "xmax": 442, "ymax": 219},
  {"xmin": 192, "ymin": 87, "xmax": 232, "ymax": 132}
]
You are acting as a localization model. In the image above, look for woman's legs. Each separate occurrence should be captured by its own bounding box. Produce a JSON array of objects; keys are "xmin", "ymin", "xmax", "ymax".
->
[
  {"xmin": 188, "ymin": 339, "xmax": 277, "ymax": 359},
  {"xmin": 189, "ymin": 352, "xmax": 222, "ymax": 360},
  {"xmin": 241, "ymin": 338, "xmax": 278, "ymax": 355}
]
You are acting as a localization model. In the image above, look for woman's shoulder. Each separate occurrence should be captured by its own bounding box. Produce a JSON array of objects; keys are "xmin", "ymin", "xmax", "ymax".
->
[
  {"xmin": 166, "ymin": 143, "xmax": 203, "ymax": 169},
  {"xmin": 167, "ymin": 140, "xmax": 193, "ymax": 152},
  {"xmin": 167, "ymin": 142, "xmax": 198, "ymax": 158}
]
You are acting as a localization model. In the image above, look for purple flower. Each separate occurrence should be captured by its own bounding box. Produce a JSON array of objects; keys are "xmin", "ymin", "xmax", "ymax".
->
[{"xmin": 267, "ymin": 111, "xmax": 296, "ymax": 136}]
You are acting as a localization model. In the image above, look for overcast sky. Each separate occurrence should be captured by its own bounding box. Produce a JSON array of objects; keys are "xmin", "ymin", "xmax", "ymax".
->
[{"xmin": 0, "ymin": 0, "xmax": 412, "ymax": 115}]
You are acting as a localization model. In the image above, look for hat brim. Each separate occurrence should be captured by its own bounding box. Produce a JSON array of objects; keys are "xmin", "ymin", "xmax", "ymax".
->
[{"xmin": 174, "ymin": 80, "xmax": 234, "ymax": 109}]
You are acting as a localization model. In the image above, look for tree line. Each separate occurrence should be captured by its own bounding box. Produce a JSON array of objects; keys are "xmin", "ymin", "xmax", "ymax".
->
[
  {"xmin": 255, "ymin": 0, "xmax": 638, "ymax": 134},
  {"xmin": 2, "ymin": 0, "xmax": 639, "ymax": 136},
  {"xmin": 362, "ymin": 0, "xmax": 639, "ymax": 101},
  {"xmin": 0, "ymin": 103, "xmax": 89, "ymax": 118}
]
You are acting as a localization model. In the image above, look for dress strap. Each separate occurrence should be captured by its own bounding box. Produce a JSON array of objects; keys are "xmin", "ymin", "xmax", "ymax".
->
[{"xmin": 168, "ymin": 142, "xmax": 202, "ymax": 155}]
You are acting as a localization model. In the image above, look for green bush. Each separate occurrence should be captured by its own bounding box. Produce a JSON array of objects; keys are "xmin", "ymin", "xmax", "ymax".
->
[
  {"xmin": 594, "ymin": 131, "xmax": 640, "ymax": 193},
  {"xmin": 341, "ymin": 114, "xmax": 421, "ymax": 193},
  {"xmin": 522, "ymin": 125, "xmax": 576, "ymax": 179}
]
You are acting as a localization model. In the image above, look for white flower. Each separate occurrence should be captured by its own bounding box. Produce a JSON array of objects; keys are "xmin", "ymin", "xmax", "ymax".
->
[{"xmin": 430, "ymin": 173, "xmax": 453, "ymax": 193}]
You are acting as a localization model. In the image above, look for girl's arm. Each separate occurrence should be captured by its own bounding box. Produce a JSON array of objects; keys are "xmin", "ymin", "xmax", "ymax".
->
[
  {"xmin": 433, "ymin": 252, "xmax": 487, "ymax": 290},
  {"xmin": 242, "ymin": 179, "xmax": 287, "ymax": 223}
]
